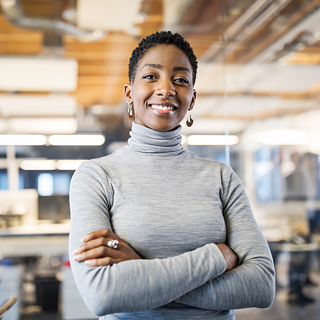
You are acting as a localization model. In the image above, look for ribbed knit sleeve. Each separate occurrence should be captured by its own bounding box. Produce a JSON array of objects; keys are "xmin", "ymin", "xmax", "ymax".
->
[
  {"xmin": 69, "ymin": 161, "xmax": 227, "ymax": 316},
  {"xmin": 175, "ymin": 165, "xmax": 275, "ymax": 310}
]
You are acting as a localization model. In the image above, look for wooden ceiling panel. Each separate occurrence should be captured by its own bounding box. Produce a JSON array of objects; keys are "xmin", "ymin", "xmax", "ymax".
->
[
  {"xmin": 64, "ymin": 51, "xmax": 131, "ymax": 60},
  {"xmin": 1, "ymin": 0, "xmax": 320, "ymax": 113},
  {"xmin": 72, "ymin": 85, "xmax": 125, "ymax": 107},
  {"xmin": 20, "ymin": 0, "xmax": 55, "ymax": 17},
  {"xmin": 77, "ymin": 75, "xmax": 128, "ymax": 86},
  {"xmin": 139, "ymin": 0, "xmax": 163, "ymax": 37},
  {"xmin": 64, "ymin": 42, "xmax": 137, "ymax": 53},
  {"xmin": 63, "ymin": 30, "xmax": 138, "ymax": 106},
  {"xmin": 288, "ymin": 52, "xmax": 320, "ymax": 64},
  {"xmin": 20, "ymin": 0, "xmax": 72, "ymax": 17},
  {"xmin": 78, "ymin": 64, "xmax": 128, "ymax": 76},
  {"xmin": 0, "ymin": 42, "xmax": 42, "ymax": 54},
  {"xmin": 0, "ymin": 15, "xmax": 43, "ymax": 54},
  {"xmin": 0, "ymin": 15, "xmax": 41, "ymax": 34},
  {"xmin": 141, "ymin": 0, "xmax": 163, "ymax": 15}
]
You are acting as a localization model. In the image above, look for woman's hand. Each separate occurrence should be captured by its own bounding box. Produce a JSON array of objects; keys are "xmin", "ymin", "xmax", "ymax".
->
[
  {"xmin": 73, "ymin": 228, "xmax": 142, "ymax": 267},
  {"xmin": 216, "ymin": 243, "xmax": 238, "ymax": 271}
]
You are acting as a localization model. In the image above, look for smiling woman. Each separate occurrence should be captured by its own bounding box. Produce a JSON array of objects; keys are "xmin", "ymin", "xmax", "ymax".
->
[
  {"xmin": 124, "ymin": 44, "xmax": 196, "ymax": 132},
  {"xmin": 69, "ymin": 31, "xmax": 275, "ymax": 320}
]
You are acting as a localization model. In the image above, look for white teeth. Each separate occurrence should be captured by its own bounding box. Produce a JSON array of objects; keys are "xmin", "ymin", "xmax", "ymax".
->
[{"xmin": 151, "ymin": 105, "xmax": 174, "ymax": 111}]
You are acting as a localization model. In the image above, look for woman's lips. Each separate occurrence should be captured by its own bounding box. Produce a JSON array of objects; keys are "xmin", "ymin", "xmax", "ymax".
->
[{"xmin": 149, "ymin": 104, "xmax": 177, "ymax": 114}]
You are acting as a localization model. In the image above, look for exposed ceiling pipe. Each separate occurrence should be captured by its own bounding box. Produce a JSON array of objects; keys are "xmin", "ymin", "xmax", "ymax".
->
[
  {"xmin": 236, "ymin": 0, "xmax": 320, "ymax": 64},
  {"xmin": 200, "ymin": 0, "xmax": 293, "ymax": 62},
  {"xmin": 0, "ymin": 0, "xmax": 107, "ymax": 43},
  {"xmin": 236, "ymin": 0, "xmax": 293, "ymax": 42},
  {"xmin": 250, "ymin": 6, "xmax": 320, "ymax": 64},
  {"xmin": 200, "ymin": 0, "xmax": 273, "ymax": 62}
]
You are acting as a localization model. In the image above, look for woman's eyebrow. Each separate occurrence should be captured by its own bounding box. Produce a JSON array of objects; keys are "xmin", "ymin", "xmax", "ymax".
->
[
  {"xmin": 173, "ymin": 66, "xmax": 190, "ymax": 73},
  {"xmin": 142, "ymin": 63, "xmax": 163, "ymax": 69},
  {"xmin": 142, "ymin": 64, "xmax": 190, "ymax": 73}
]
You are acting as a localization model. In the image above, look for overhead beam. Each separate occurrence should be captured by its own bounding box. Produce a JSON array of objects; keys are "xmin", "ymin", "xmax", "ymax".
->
[{"xmin": 236, "ymin": 0, "xmax": 320, "ymax": 64}]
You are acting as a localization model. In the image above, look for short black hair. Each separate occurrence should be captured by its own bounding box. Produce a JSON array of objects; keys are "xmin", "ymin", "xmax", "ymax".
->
[{"xmin": 128, "ymin": 31, "xmax": 198, "ymax": 85}]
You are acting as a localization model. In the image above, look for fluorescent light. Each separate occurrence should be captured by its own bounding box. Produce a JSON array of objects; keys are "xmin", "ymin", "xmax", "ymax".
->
[
  {"xmin": 20, "ymin": 159, "xmax": 87, "ymax": 171},
  {"xmin": 0, "ymin": 57, "xmax": 77, "ymax": 92},
  {"xmin": 0, "ymin": 135, "xmax": 46, "ymax": 145},
  {"xmin": 20, "ymin": 160, "xmax": 56, "ymax": 170},
  {"xmin": 187, "ymin": 135, "xmax": 239, "ymax": 145},
  {"xmin": 0, "ymin": 94, "xmax": 77, "ymax": 117},
  {"xmin": 49, "ymin": 134, "xmax": 105, "ymax": 146},
  {"xmin": 77, "ymin": 0, "xmax": 143, "ymax": 31},
  {"xmin": 8, "ymin": 118, "xmax": 77, "ymax": 134},
  {"xmin": 256, "ymin": 129, "xmax": 308, "ymax": 145},
  {"xmin": 56, "ymin": 160, "xmax": 86, "ymax": 170}
]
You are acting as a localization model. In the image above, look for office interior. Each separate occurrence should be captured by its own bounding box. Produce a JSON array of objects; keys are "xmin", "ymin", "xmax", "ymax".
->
[{"xmin": 1, "ymin": 0, "xmax": 320, "ymax": 319}]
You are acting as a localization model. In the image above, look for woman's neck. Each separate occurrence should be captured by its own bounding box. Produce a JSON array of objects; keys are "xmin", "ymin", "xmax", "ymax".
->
[{"xmin": 126, "ymin": 122, "xmax": 184, "ymax": 156}]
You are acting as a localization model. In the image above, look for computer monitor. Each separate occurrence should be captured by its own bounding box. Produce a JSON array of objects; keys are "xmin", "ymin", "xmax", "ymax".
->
[{"xmin": 37, "ymin": 195, "xmax": 70, "ymax": 222}]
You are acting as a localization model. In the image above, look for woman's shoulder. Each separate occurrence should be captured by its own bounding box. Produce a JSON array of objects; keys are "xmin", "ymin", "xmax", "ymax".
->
[
  {"xmin": 183, "ymin": 150, "xmax": 233, "ymax": 172},
  {"xmin": 81, "ymin": 147, "xmax": 127, "ymax": 167},
  {"xmin": 74, "ymin": 148, "xmax": 127, "ymax": 178}
]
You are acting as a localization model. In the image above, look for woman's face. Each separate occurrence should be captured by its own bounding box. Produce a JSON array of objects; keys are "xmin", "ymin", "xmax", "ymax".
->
[{"xmin": 124, "ymin": 44, "xmax": 196, "ymax": 132}]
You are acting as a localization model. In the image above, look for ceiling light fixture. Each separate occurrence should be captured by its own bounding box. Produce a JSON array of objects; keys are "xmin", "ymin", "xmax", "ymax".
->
[
  {"xmin": 56, "ymin": 160, "xmax": 87, "ymax": 170},
  {"xmin": 0, "ymin": 135, "xmax": 47, "ymax": 146},
  {"xmin": 187, "ymin": 135, "xmax": 239, "ymax": 145},
  {"xmin": 20, "ymin": 160, "xmax": 56, "ymax": 170},
  {"xmin": 256, "ymin": 129, "xmax": 308, "ymax": 145},
  {"xmin": 49, "ymin": 134, "xmax": 105, "ymax": 146}
]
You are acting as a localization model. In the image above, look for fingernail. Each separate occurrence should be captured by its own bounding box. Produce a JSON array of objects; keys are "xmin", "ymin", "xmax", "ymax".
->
[
  {"xmin": 73, "ymin": 248, "xmax": 79, "ymax": 254},
  {"xmin": 81, "ymin": 236, "xmax": 88, "ymax": 242},
  {"xmin": 73, "ymin": 254, "xmax": 83, "ymax": 261},
  {"xmin": 85, "ymin": 260, "xmax": 94, "ymax": 266}
]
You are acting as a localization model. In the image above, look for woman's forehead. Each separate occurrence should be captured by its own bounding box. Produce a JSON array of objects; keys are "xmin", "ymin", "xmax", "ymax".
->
[{"xmin": 138, "ymin": 45, "xmax": 191, "ymax": 69}]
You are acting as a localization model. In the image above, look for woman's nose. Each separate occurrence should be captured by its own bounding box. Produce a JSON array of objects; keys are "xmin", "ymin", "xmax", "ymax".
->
[{"xmin": 155, "ymin": 79, "xmax": 176, "ymax": 97}]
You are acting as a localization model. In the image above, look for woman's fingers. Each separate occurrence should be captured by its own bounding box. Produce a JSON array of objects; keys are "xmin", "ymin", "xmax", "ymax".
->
[
  {"xmin": 216, "ymin": 243, "xmax": 238, "ymax": 271},
  {"xmin": 81, "ymin": 228, "xmax": 120, "ymax": 242},
  {"xmin": 73, "ymin": 228, "xmax": 142, "ymax": 267},
  {"xmin": 74, "ymin": 245, "xmax": 116, "ymax": 262},
  {"xmin": 74, "ymin": 237, "xmax": 118, "ymax": 254}
]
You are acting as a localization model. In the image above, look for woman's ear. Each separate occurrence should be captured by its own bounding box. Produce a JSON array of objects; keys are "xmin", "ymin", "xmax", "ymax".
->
[
  {"xmin": 189, "ymin": 89, "xmax": 197, "ymax": 111},
  {"xmin": 124, "ymin": 83, "xmax": 133, "ymax": 104}
]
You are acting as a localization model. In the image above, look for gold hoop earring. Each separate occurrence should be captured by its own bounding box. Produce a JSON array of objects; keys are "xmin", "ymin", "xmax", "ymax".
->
[
  {"xmin": 186, "ymin": 113, "xmax": 193, "ymax": 127},
  {"xmin": 127, "ymin": 104, "xmax": 134, "ymax": 120}
]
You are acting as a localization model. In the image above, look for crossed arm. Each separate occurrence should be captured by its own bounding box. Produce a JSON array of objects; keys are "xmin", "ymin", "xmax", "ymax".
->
[{"xmin": 69, "ymin": 161, "xmax": 275, "ymax": 316}]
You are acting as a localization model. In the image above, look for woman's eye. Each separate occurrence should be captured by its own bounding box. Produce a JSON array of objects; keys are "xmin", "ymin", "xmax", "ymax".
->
[
  {"xmin": 142, "ymin": 75, "xmax": 156, "ymax": 80},
  {"xmin": 175, "ymin": 78, "xmax": 189, "ymax": 84}
]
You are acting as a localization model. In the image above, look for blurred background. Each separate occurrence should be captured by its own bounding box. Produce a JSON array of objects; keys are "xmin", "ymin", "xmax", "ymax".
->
[{"xmin": 0, "ymin": 0, "xmax": 320, "ymax": 319}]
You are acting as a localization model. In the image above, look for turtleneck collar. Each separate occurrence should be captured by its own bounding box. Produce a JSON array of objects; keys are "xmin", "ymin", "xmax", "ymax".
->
[{"xmin": 126, "ymin": 122, "xmax": 184, "ymax": 156}]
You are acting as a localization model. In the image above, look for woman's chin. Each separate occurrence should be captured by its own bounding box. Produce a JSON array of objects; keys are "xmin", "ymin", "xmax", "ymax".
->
[{"xmin": 135, "ymin": 119, "xmax": 180, "ymax": 132}]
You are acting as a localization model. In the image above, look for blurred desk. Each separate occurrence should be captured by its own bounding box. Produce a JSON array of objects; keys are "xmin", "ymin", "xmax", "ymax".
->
[
  {"xmin": 0, "ymin": 222, "xmax": 70, "ymax": 257},
  {"xmin": 268, "ymin": 241, "xmax": 320, "ymax": 252},
  {"xmin": 0, "ymin": 222, "xmax": 97, "ymax": 320}
]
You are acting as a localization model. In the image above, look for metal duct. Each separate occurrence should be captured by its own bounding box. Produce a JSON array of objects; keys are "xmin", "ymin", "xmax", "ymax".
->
[
  {"xmin": 0, "ymin": 0, "xmax": 107, "ymax": 43},
  {"xmin": 200, "ymin": 0, "xmax": 293, "ymax": 62}
]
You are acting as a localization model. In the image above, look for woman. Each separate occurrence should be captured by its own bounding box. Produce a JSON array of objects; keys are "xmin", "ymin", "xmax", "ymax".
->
[{"xmin": 69, "ymin": 31, "xmax": 275, "ymax": 320}]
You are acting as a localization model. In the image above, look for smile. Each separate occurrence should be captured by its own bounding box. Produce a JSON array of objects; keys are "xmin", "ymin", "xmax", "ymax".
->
[{"xmin": 149, "ymin": 104, "xmax": 177, "ymax": 114}]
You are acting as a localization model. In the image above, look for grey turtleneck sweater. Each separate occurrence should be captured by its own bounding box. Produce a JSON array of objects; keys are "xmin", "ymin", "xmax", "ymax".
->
[{"xmin": 69, "ymin": 122, "xmax": 275, "ymax": 320}]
